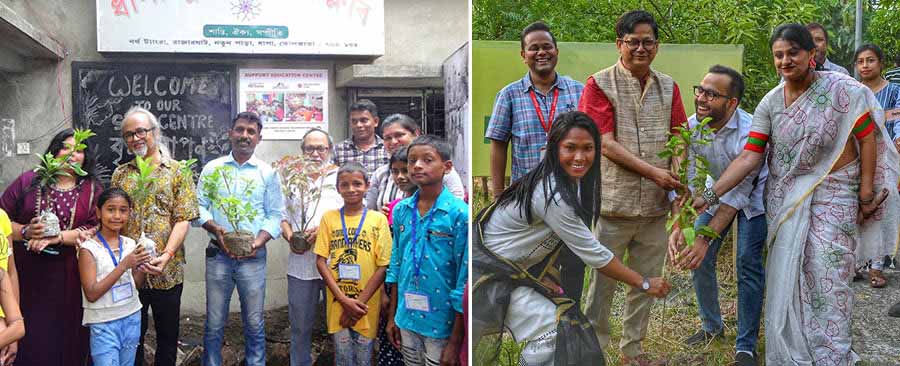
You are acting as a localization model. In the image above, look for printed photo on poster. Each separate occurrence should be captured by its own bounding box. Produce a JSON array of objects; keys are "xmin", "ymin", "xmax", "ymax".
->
[{"xmin": 239, "ymin": 69, "xmax": 329, "ymax": 140}]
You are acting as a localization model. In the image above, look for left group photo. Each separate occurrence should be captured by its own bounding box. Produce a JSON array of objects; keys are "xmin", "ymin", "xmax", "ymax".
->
[{"xmin": 0, "ymin": 1, "xmax": 471, "ymax": 366}]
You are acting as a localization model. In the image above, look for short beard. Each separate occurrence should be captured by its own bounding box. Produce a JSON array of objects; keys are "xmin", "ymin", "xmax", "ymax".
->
[{"xmin": 131, "ymin": 145, "xmax": 148, "ymax": 157}]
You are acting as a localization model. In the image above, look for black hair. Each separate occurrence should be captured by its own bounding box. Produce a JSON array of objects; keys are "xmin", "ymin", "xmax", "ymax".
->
[
  {"xmin": 806, "ymin": 22, "xmax": 828, "ymax": 42},
  {"xmin": 97, "ymin": 187, "xmax": 132, "ymax": 208},
  {"xmin": 520, "ymin": 21, "xmax": 557, "ymax": 50},
  {"xmin": 44, "ymin": 128, "xmax": 97, "ymax": 182},
  {"xmin": 495, "ymin": 111, "xmax": 601, "ymax": 226},
  {"xmin": 854, "ymin": 43, "xmax": 885, "ymax": 64},
  {"xmin": 770, "ymin": 23, "xmax": 824, "ymax": 71},
  {"xmin": 390, "ymin": 146, "xmax": 408, "ymax": 165},
  {"xmin": 407, "ymin": 135, "xmax": 452, "ymax": 161},
  {"xmin": 381, "ymin": 114, "xmax": 420, "ymax": 135},
  {"xmin": 615, "ymin": 10, "xmax": 659, "ymax": 39},
  {"xmin": 232, "ymin": 111, "xmax": 263, "ymax": 131},
  {"xmin": 708, "ymin": 65, "xmax": 745, "ymax": 101},
  {"xmin": 350, "ymin": 99, "xmax": 379, "ymax": 120},
  {"xmin": 337, "ymin": 161, "xmax": 369, "ymax": 184}
]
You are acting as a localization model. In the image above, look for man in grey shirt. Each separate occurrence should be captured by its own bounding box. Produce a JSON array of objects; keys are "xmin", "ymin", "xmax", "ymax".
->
[{"xmin": 807, "ymin": 22, "xmax": 850, "ymax": 75}]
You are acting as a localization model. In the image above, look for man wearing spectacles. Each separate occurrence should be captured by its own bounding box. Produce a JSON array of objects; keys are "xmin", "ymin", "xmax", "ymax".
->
[
  {"xmin": 578, "ymin": 10, "xmax": 688, "ymax": 365},
  {"xmin": 669, "ymin": 66, "xmax": 767, "ymax": 366},
  {"xmin": 110, "ymin": 107, "xmax": 199, "ymax": 366},
  {"xmin": 280, "ymin": 128, "xmax": 342, "ymax": 366}
]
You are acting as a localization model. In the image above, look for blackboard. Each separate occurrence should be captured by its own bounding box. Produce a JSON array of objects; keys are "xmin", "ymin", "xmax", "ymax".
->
[{"xmin": 72, "ymin": 62, "xmax": 236, "ymax": 184}]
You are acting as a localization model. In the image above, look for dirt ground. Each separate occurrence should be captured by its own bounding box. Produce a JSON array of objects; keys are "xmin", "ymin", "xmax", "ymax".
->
[
  {"xmin": 140, "ymin": 304, "xmax": 334, "ymax": 366},
  {"xmin": 850, "ymin": 263, "xmax": 900, "ymax": 365}
]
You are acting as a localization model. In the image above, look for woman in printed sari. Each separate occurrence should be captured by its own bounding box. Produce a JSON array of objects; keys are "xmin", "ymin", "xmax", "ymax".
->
[
  {"xmin": 472, "ymin": 111, "xmax": 670, "ymax": 366},
  {"xmin": 692, "ymin": 24, "xmax": 899, "ymax": 365}
]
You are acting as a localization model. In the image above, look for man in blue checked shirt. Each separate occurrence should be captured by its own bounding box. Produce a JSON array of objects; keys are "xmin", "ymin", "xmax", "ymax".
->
[
  {"xmin": 485, "ymin": 21, "xmax": 584, "ymax": 305},
  {"xmin": 196, "ymin": 111, "xmax": 285, "ymax": 366},
  {"xmin": 385, "ymin": 136, "xmax": 467, "ymax": 366}
]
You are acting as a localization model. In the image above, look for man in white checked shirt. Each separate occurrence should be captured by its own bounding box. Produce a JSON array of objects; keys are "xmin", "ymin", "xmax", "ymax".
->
[{"xmin": 668, "ymin": 65, "xmax": 768, "ymax": 366}]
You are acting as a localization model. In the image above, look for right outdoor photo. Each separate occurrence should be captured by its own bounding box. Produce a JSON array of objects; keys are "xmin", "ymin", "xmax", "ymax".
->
[{"xmin": 469, "ymin": 2, "xmax": 900, "ymax": 366}]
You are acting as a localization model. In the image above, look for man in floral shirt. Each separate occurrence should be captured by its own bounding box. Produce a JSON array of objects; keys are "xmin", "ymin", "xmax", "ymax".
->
[{"xmin": 111, "ymin": 107, "xmax": 199, "ymax": 366}]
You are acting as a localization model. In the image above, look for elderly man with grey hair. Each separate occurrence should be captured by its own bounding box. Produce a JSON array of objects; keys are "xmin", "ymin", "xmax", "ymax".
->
[
  {"xmin": 279, "ymin": 128, "xmax": 343, "ymax": 366},
  {"xmin": 110, "ymin": 106, "xmax": 199, "ymax": 366}
]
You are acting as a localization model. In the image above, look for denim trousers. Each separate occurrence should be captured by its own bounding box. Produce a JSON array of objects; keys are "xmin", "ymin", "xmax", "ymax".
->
[
  {"xmin": 691, "ymin": 211, "xmax": 766, "ymax": 353},
  {"xmin": 90, "ymin": 310, "xmax": 142, "ymax": 366},
  {"xmin": 203, "ymin": 246, "xmax": 267, "ymax": 366},
  {"xmin": 333, "ymin": 328, "xmax": 374, "ymax": 366},
  {"xmin": 398, "ymin": 328, "xmax": 448, "ymax": 366},
  {"xmin": 288, "ymin": 277, "xmax": 324, "ymax": 366}
]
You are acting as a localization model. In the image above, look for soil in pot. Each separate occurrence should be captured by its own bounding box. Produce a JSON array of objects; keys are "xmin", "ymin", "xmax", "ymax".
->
[
  {"xmin": 223, "ymin": 231, "xmax": 255, "ymax": 257},
  {"xmin": 289, "ymin": 235, "xmax": 311, "ymax": 253}
]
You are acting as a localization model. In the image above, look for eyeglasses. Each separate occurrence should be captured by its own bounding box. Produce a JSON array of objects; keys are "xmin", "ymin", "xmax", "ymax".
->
[
  {"xmin": 619, "ymin": 38, "xmax": 658, "ymax": 50},
  {"xmin": 693, "ymin": 86, "xmax": 729, "ymax": 101},
  {"xmin": 123, "ymin": 127, "xmax": 155, "ymax": 141},
  {"xmin": 302, "ymin": 145, "xmax": 329, "ymax": 154}
]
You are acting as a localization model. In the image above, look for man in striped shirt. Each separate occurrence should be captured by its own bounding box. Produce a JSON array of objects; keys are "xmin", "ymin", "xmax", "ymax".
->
[{"xmin": 886, "ymin": 53, "xmax": 900, "ymax": 84}]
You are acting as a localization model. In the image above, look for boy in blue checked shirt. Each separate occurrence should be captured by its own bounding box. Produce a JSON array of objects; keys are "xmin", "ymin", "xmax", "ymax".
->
[{"xmin": 385, "ymin": 135, "xmax": 468, "ymax": 366}]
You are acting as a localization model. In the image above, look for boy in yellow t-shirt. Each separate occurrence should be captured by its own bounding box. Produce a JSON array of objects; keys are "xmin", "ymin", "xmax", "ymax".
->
[{"xmin": 315, "ymin": 162, "xmax": 392, "ymax": 366}]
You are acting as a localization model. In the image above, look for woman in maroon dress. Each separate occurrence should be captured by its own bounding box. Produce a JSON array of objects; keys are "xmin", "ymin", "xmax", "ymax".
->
[{"xmin": 0, "ymin": 129, "xmax": 102, "ymax": 366}]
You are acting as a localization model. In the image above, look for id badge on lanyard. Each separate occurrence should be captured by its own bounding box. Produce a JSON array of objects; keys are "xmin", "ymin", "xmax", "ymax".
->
[
  {"xmin": 339, "ymin": 207, "xmax": 367, "ymax": 281},
  {"xmin": 404, "ymin": 291, "xmax": 431, "ymax": 312},
  {"xmin": 97, "ymin": 233, "xmax": 133, "ymax": 303}
]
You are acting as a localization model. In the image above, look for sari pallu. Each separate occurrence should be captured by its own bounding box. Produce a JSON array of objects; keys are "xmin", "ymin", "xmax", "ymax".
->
[
  {"xmin": 472, "ymin": 203, "xmax": 604, "ymax": 366},
  {"xmin": 756, "ymin": 72, "xmax": 900, "ymax": 365}
]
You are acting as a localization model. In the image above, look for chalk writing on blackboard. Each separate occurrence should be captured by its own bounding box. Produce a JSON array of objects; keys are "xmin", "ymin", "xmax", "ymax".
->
[{"xmin": 72, "ymin": 62, "xmax": 235, "ymax": 184}]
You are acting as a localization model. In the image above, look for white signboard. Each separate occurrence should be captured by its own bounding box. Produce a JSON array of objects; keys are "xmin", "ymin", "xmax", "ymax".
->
[
  {"xmin": 97, "ymin": 0, "xmax": 384, "ymax": 55},
  {"xmin": 239, "ymin": 69, "xmax": 329, "ymax": 140}
]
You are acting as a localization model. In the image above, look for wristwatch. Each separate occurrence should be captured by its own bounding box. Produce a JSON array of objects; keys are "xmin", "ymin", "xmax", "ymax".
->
[
  {"xmin": 701, "ymin": 187, "xmax": 720, "ymax": 206},
  {"xmin": 640, "ymin": 277, "xmax": 651, "ymax": 292},
  {"xmin": 20, "ymin": 225, "xmax": 29, "ymax": 240}
]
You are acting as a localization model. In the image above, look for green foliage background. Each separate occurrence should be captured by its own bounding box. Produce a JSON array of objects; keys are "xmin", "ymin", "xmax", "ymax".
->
[{"xmin": 473, "ymin": 0, "xmax": 900, "ymax": 110}]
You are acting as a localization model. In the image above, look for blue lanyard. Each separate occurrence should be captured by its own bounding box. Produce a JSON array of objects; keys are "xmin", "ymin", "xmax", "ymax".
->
[
  {"xmin": 340, "ymin": 207, "xmax": 368, "ymax": 249},
  {"xmin": 409, "ymin": 195, "xmax": 438, "ymax": 284},
  {"xmin": 96, "ymin": 233, "xmax": 123, "ymax": 267}
]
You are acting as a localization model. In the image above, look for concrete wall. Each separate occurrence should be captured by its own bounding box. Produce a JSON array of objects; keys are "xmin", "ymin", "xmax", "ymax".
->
[
  {"xmin": 0, "ymin": 0, "xmax": 467, "ymax": 314},
  {"xmin": 443, "ymin": 43, "xmax": 470, "ymax": 187}
]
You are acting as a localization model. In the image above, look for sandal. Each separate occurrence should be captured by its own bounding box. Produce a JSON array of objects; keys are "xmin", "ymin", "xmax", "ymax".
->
[{"xmin": 870, "ymin": 269, "xmax": 887, "ymax": 288}]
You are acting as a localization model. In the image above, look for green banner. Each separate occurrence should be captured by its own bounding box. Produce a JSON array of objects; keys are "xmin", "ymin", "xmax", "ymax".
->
[
  {"xmin": 472, "ymin": 41, "xmax": 744, "ymax": 177},
  {"xmin": 203, "ymin": 25, "xmax": 289, "ymax": 39}
]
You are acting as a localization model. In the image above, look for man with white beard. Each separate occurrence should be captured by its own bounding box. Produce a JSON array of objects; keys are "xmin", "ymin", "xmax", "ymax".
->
[{"xmin": 110, "ymin": 106, "xmax": 199, "ymax": 366}]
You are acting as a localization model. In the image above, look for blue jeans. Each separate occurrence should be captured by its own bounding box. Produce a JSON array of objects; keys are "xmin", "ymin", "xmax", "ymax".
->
[
  {"xmin": 333, "ymin": 329, "xmax": 374, "ymax": 366},
  {"xmin": 90, "ymin": 310, "xmax": 141, "ymax": 366},
  {"xmin": 203, "ymin": 246, "xmax": 267, "ymax": 366},
  {"xmin": 288, "ymin": 277, "xmax": 324, "ymax": 366},
  {"xmin": 691, "ymin": 211, "xmax": 766, "ymax": 354}
]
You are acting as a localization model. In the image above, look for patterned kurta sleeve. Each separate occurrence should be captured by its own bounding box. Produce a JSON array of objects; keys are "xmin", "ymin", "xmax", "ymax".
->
[{"xmin": 172, "ymin": 161, "xmax": 200, "ymax": 223}]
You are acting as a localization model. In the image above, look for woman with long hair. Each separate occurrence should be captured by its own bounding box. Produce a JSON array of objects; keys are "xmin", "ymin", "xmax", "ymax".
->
[
  {"xmin": 692, "ymin": 24, "xmax": 899, "ymax": 364},
  {"xmin": 0, "ymin": 128, "xmax": 102, "ymax": 366},
  {"xmin": 473, "ymin": 111, "xmax": 670, "ymax": 366}
]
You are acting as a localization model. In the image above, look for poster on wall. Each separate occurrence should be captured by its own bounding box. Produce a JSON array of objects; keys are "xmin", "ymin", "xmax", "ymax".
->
[
  {"xmin": 96, "ymin": 0, "xmax": 384, "ymax": 55},
  {"xmin": 239, "ymin": 68, "xmax": 328, "ymax": 140}
]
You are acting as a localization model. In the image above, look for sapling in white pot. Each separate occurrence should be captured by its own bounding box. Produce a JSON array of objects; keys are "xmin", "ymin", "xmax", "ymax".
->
[{"xmin": 31, "ymin": 128, "xmax": 96, "ymax": 238}]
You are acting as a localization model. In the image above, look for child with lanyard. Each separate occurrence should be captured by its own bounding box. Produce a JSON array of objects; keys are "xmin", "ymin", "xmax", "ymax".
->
[
  {"xmin": 78, "ymin": 188, "xmax": 150, "ymax": 365},
  {"xmin": 385, "ymin": 135, "xmax": 467, "ymax": 366},
  {"xmin": 315, "ymin": 162, "xmax": 393, "ymax": 366}
]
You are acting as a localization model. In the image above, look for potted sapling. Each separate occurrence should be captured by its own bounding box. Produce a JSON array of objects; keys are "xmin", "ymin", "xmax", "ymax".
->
[
  {"xmin": 273, "ymin": 154, "xmax": 334, "ymax": 252},
  {"xmin": 201, "ymin": 165, "xmax": 258, "ymax": 257},
  {"xmin": 127, "ymin": 155, "xmax": 159, "ymax": 257},
  {"xmin": 31, "ymin": 128, "xmax": 96, "ymax": 240}
]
